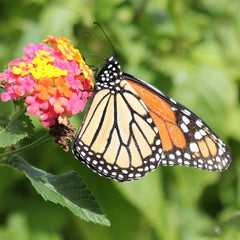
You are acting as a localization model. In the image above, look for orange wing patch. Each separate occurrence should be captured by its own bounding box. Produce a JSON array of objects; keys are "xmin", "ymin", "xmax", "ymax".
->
[{"xmin": 127, "ymin": 80, "xmax": 186, "ymax": 152}]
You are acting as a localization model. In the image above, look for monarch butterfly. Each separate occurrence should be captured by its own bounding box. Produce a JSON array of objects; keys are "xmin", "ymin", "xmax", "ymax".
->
[{"xmin": 72, "ymin": 55, "xmax": 231, "ymax": 182}]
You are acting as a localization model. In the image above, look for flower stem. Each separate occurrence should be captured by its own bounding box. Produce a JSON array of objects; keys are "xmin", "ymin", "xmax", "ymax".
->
[{"xmin": 0, "ymin": 132, "xmax": 52, "ymax": 159}]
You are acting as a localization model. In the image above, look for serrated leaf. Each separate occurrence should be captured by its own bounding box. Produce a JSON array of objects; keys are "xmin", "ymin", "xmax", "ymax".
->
[
  {"xmin": 0, "ymin": 113, "xmax": 34, "ymax": 148},
  {"xmin": 4, "ymin": 155, "xmax": 110, "ymax": 226}
]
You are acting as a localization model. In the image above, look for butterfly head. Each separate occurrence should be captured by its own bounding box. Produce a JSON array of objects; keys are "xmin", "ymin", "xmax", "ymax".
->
[{"xmin": 95, "ymin": 56, "xmax": 123, "ymax": 91}]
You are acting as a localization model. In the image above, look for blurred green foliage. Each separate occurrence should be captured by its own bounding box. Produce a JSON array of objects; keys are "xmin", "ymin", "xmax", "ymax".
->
[{"xmin": 0, "ymin": 0, "xmax": 240, "ymax": 239}]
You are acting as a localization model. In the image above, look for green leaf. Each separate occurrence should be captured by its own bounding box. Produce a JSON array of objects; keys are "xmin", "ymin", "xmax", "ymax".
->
[
  {"xmin": 0, "ymin": 113, "xmax": 34, "ymax": 148},
  {"xmin": 4, "ymin": 155, "xmax": 110, "ymax": 226}
]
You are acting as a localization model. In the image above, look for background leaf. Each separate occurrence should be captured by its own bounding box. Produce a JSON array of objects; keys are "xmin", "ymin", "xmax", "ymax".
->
[{"xmin": 3, "ymin": 155, "xmax": 110, "ymax": 227}]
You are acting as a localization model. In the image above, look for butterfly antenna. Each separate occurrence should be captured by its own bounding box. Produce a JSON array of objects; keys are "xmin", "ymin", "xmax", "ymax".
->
[
  {"xmin": 82, "ymin": 30, "xmax": 113, "ymax": 56},
  {"xmin": 93, "ymin": 21, "xmax": 118, "ymax": 57},
  {"xmin": 85, "ymin": 54, "xmax": 107, "ymax": 61}
]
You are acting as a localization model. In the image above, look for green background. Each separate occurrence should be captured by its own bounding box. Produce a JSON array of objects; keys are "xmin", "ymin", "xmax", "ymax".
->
[{"xmin": 0, "ymin": 0, "xmax": 240, "ymax": 239}]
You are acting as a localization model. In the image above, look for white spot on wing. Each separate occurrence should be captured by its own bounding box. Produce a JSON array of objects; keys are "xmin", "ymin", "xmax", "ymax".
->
[
  {"xmin": 178, "ymin": 158, "xmax": 183, "ymax": 164},
  {"xmin": 147, "ymin": 118, "xmax": 153, "ymax": 123},
  {"xmin": 218, "ymin": 149, "xmax": 224, "ymax": 156},
  {"xmin": 208, "ymin": 159, "xmax": 213, "ymax": 165},
  {"xmin": 180, "ymin": 123, "xmax": 189, "ymax": 133},
  {"xmin": 190, "ymin": 142, "xmax": 199, "ymax": 152},
  {"xmin": 184, "ymin": 153, "xmax": 191, "ymax": 159},
  {"xmin": 196, "ymin": 120, "xmax": 203, "ymax": 127},
  {"xmin": 200, "ymin": 129, "xmax": 207, "ymax": 136},
  {"xmin": 194, "ymin": 131, "xmax": 202, "ymax": 140},
  {"xmin": 182, "ymin": 115, "xmax": 190, "ymax": 125}
]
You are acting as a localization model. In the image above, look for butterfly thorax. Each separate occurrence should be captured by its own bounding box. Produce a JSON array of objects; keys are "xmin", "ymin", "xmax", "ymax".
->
[{"xmin": 95, "ymin": 56, "xmax": 123, "ymax": 92}]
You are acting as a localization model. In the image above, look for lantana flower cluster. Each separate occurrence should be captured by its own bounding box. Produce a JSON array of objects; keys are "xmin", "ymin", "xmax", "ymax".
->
[{"xmin": 0, "ymin": 36, "xmax": 93, "ymax": 127}]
